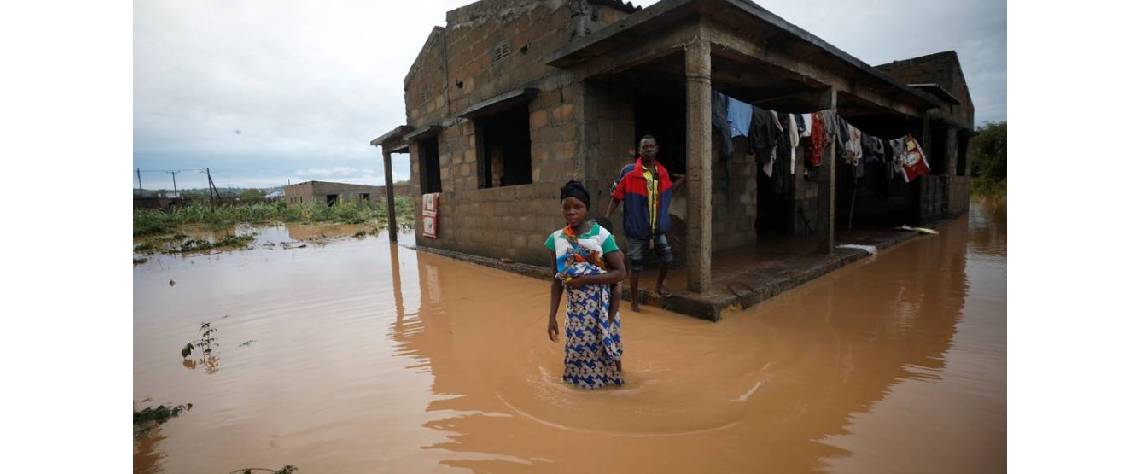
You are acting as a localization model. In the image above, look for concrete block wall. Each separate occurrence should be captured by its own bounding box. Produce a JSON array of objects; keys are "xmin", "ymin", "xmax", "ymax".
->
[
  {"xmin": 410, "ymin": 84, "xmax": 588, "ymax": 267},
  {"xmin": 876, "ymin": 51, "xmax": 974, "ymax": 128},
  {"xmin": 400, "ymin": 0, "xmax": 642, "ymax": 266},
  {"xmin": 708, "ymin": 136, "xmax": 758, "ymax": 251}
]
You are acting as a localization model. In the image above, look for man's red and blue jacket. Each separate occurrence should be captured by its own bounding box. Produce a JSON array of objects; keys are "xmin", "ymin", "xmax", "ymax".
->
[{"xmin": 610, "ymin": 157, "xmax": 674, "ymax": 240}]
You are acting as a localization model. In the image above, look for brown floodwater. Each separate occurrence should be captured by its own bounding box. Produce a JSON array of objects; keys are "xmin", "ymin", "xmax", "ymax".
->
[{"xmin": 134, "ymin": 200, "xmax": 1005, "ymax": 473}]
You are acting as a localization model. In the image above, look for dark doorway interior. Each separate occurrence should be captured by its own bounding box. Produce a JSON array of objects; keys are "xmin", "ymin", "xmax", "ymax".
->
[
  {"xmin": 419, "ymin": 136, "xmax": 442, "ymax": 193},
  {"xmin": 326, "ymin": 194, "xmax": 338, "ymax": 207},
  {"xmin": 477, "ymin": 104, "xmax": 532, "ymax": 188},
  {"xmin": 633, "ymin": 80, "xmax": 686, "ymax": 175}
]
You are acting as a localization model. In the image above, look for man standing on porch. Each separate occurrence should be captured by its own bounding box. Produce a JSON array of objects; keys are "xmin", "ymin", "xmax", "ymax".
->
[{"xmin": 606, "ymin": 135, "xmax": 676, "ymax": 312}]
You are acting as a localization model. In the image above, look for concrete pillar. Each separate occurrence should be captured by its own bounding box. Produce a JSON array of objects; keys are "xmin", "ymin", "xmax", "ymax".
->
[
  {"xmin": 383, "ymin": 150, "xmax": 399, "ymax": 242},
  {"xmin": 817, "ymin": 88, "xmax": 837, "ymax": 254},
  {"xmin": 684, "ymin": 36, "xmax": 712, "ymax": 293}
]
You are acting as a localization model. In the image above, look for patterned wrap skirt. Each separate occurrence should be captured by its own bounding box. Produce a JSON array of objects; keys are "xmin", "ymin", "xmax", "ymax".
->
[{"xmin": 562, "ymin": 262, "xmax": 623, "ymax": 389}]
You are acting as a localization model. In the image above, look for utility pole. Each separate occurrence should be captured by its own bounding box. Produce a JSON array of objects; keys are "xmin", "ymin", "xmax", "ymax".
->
[
  {"xmin": 136, "ymin": 168, "xmax": 142, "ymax": 192},
  {"xmin": 205, "ymin": 167, "xmax": 221, "ymax": 209},
  {"xmin": 170, "ymin": 171, "xmax": 179, "ymax": 197}
]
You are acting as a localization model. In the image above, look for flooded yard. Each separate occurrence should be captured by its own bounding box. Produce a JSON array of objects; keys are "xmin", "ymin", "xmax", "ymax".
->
[{"xmin": 134, "ymin": 200, "xmax": 1005, "ymax": 473}]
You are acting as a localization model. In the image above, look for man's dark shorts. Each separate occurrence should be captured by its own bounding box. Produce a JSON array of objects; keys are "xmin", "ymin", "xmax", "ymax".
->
[{"xmin": 626, "ymin": 234, "xmax": 673, "ymax": 273}]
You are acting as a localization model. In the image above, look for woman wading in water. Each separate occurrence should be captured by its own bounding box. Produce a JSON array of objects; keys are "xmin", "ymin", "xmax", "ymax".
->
[{"xmin": 545, "ymin": 180, "xmax": 627, "ymax": 389}]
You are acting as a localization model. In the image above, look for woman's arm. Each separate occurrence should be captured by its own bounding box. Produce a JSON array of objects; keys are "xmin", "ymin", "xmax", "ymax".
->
[
  {"xmin": 565, "ymin": 251, "xmax": 627, "ymax": 288},
  {"xmin": 547, "ymin": 251, "xmax": 562, "ymax": 342}
]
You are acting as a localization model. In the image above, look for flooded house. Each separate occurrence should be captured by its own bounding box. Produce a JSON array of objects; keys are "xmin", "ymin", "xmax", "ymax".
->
[
  {"xmin": 283, "ymin": 180, "xmax": 410, "ymax": 207},
  {"xmin": 372, "ymin": 0, "xmax": 974, "ymax": 319}
]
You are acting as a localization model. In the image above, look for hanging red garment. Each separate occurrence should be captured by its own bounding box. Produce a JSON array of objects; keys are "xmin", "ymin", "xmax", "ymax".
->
[
  {"xmin": 808, "ymin": 112, "xmax": 825, "ymax": 167},
  {"xmin": 900, "ymin": 135, "xmax": 931, "ymax": 182}
]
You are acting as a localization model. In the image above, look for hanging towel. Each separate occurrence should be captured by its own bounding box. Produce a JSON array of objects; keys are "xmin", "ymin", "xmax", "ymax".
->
[
  {"xmin": 727, "ymin": 97, "xmax": 753, "ymax": 137},
  {"xmin": 899, "ymin": 135, "xmax": 931, "ymax": 183}
]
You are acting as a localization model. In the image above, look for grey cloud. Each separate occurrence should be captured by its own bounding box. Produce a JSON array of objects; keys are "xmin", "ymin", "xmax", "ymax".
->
[{"xmin": 134, "ymin": 0, "xmax": 1004, "ymax": 188}]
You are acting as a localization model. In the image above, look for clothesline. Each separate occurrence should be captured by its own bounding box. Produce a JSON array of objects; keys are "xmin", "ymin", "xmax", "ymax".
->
[{"xmin": 713, "ymin": 90, "xmax": 932, "ymax": 185}]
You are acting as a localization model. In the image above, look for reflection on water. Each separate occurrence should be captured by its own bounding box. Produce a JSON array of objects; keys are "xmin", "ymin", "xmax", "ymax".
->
[{"xmin": 135, "ymin": 201, "xmax": 1005, "ymax": 472}]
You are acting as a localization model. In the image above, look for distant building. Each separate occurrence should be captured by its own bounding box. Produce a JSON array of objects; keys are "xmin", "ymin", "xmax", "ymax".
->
[
  {"xmin": 264, "ymin": 189, "xmax": 284, "ymax": 201},
  {"xmin": 283, "ymin": 180, "xmax": 411, "ymax": 207}
]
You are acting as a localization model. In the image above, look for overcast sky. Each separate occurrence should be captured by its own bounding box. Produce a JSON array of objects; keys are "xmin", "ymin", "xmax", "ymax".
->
[{"xmin": 133, "ymin": 0, "xmax": 1005, "ymax": 190}]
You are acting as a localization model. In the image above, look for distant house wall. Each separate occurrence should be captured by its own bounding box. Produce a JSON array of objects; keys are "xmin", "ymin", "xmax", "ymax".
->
[
  {"xmin": 283, "ymin": 181, "xmax": 390, "ymax": 207},
  {"xmin": 877, "ymin": 51, "xmax": 976, "ymax": 222}
]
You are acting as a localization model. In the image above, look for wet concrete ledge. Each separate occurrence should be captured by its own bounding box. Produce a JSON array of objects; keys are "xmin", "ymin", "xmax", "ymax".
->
[
  {"xmin": 411, "ymin": 224, "xmax": 940, "ymax": 322},
  {"xmin": 413, "ymin": 245, "xmax": 551, "ymax": 280},
  {"xmin": 661, "ymin": 230, "xmax": 925, "ymax": 321}
]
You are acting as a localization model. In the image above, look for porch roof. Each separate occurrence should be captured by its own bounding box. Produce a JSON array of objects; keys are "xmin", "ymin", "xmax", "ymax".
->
[{"xmin": 547, "ymin": 0, "xmax": 940, "ymax": 116}]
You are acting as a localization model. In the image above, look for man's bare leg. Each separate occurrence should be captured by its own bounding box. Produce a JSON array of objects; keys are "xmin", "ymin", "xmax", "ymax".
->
[{"xmin": 654, "ymin": 264, "xmax": 671, "ymax": 297}]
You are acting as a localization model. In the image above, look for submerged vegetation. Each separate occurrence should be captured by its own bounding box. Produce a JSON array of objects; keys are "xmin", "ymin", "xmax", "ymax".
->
[
  {"xmin": 134, "ymin": 197, "xmax": 415, "ymax": 237},
  {"xmin": 229, "ymin": 466, "xmax": 299, "ymax": 474},
  {"xmin": 134, "ymin": 403, "xmax": 192, "ymax": 438}
]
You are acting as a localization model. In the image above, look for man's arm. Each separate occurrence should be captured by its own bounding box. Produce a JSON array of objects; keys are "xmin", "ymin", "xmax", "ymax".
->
[{"xmin": 605, "ymin": 197, "xmax": 620, "ymax": 220}]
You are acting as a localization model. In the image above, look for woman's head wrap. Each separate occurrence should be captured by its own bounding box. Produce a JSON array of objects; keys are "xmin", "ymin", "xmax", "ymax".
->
[{"xmin": 559, "ymin": 180, "xmax": 590, "ymax": 209}]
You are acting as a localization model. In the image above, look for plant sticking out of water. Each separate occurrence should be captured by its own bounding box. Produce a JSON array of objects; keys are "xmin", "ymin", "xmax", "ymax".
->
[
  {"xmin": 182, "ymin": 322, "xmax": 220, "ymax": 374},
  {"xmin": 134, "ymin": 402, "xmax": 192, "ymax": 438},
  {"xmin": 228, "ymin": 465, "xmax": 299, "ymax": 474}
]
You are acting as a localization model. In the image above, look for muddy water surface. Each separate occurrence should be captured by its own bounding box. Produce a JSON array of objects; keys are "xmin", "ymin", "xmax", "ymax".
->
[{"xmin": 134, "ymin": 201, "xmax": 1005, "ymax": 473}]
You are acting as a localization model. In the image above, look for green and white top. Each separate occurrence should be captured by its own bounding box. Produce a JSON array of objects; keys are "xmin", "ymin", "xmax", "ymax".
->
[{"xmin": 544, "ymin": 221, "xmax": 619, "ymax": 274}]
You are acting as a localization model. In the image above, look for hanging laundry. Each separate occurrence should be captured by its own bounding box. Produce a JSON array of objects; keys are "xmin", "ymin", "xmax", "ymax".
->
[
  {"xmin": 835, "ymin": 115, "xmax": 849, "ymax": 145},
  {"xmin": 748, "ymin": 107, "xmax": 780, "ymax": 177},
  {"xmin": 882, "ymin": 137, "xmax": 896, "ymax": 181},
  {"xmin": 711, "ymin": 91, "xmax": 734, "ymax": 164},
  {"xmin": 800, "ymin": 113, "xmax": 813, "ymax": 138},
  {"xmin": 769, "ymin": 111, "xmax": 792, "ymax": 192},
  {"xmin": 794, "ymin": 113, "xmax": 806, "ymax": 136},
  {"xmin": 727, "ymin": 97, "xmax": 752, "ymax": 137},
  {"xmin": 844, "ymin": 124, "xmax": 863, "ymax": 165},
  {"xmin": 788, "ymin": 114, "xmax": 799, "ymax": 175},
  {"xmin": 889, "ymin": 138, "xmax": 906, "ymax": 178},
  {"xmin": 899, "ymin": 135, "xmax": 931, "ymax": 182},
  {"xmin": 861, "ymin": 132, "xmax": 884, "ymax": 166},
  {"xmin": 808, "ymin": 112, "xmax": 825, "ymax": 167}
]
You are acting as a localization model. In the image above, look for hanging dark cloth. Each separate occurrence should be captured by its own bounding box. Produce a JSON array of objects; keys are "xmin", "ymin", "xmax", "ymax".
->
[
  {"xmin": 712, "ymin": 91, "xmax": 733, "ymax": 162},
  {"xmin": 711, "ymin": 91, "xmax": 735, "ymax": 214},
  {"xmin": 772, "ymin": 111, "xmax": 792, "ymax": 193},
  {"xmin": 748, "ymin": 107, "xmax": 779, "ymax": 159},
  {"xmin": 861, "ymin": 132, "xmax": 885, "ymax": 166}
]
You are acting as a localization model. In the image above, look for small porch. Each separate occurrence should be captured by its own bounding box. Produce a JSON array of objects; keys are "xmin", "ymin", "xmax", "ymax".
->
[{"xmin": 626, "ymin": 226, "xmax": 930, "ymax": 320}]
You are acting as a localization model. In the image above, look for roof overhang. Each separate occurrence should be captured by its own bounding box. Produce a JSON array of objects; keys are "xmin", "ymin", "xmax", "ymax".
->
[
  {"xmin": 371, "ymin": 125, "xmax": 412, "ymax": 153},
  {"xmin": 547, "ymin": 0, "xmax": 940, "ymax": 117},
  {"xmin": 908, "ymin": 83, "xmax": 960, "ymax": 105},
  {"xmin": 404, "ymin": 124, "xmax": 443, "ymax": 141},
  {"xmin": 458, "ymin": 87, "xmax": 539, "ymax": 119}
]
